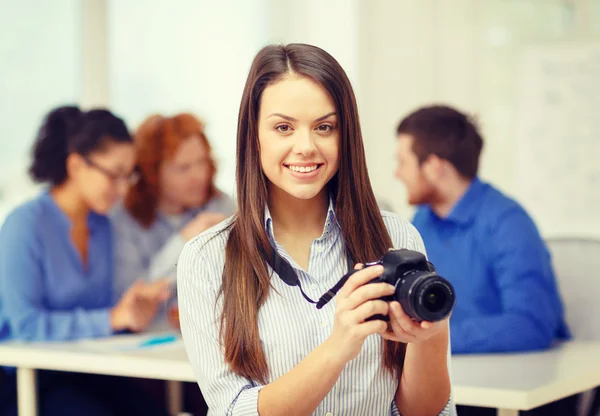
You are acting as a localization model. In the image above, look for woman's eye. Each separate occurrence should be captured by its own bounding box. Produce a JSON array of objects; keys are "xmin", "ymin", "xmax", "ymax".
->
[
  {"xmin": 317, "ymin": 124, "xmax": 333, "ymax": 132},
  {"xmin": 276, "ymin": 125, "xmax": 292, "ymax": 133}
]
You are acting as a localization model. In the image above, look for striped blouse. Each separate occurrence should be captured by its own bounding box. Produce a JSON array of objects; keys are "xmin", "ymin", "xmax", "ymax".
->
[{"xmin": 177, "ymin": 202, "xmax": 456, "ymax": 415}]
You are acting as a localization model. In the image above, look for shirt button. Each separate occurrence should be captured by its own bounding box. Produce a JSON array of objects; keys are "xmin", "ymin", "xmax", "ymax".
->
[
  {"xmin": 315, "ymin": 246, "xmax": 324, "ymax": 253},
  {"xmin": 311, "ymin": 284, "xmax": 318, "ymax": 291},
  {"xmin": 326, "ymin": 412, "xmax": 333, "ymax": 416},
  {"xmin": 321, "ymin": 321, "xmax": 328, "ymax": 328}
]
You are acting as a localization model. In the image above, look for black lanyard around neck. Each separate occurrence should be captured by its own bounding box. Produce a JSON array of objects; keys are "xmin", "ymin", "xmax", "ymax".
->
[{"xmin": 266, "ymin": 246, "xmax": 354, "ymax": 309}]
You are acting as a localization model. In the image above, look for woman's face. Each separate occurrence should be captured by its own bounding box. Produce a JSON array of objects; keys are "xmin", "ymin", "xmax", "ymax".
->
[
  {"xmin": 70, "ymin": 141, "xmax": 137, "ymax": 214},
  {"xmin": 258, "ymin": 74, "xmax": 340, "ymax": 203},
  {"xmin": 158, "ymin": 136, "xmax": 213, "ymax": 212}
]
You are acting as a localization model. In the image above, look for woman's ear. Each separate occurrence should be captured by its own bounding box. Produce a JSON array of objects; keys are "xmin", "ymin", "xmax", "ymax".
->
[{"xmin": 66, "ymin": 153, "xmax": 85, "ymax": 178}]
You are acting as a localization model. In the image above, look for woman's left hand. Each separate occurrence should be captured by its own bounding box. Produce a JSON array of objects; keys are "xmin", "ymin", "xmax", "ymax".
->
[{"xmin": 380, "ymin": 301, "xmax": 448, "ymax": 344}]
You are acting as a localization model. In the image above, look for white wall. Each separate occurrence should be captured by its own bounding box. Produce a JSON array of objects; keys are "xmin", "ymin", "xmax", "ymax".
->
[
  {"xmin": 0, "ymin": 0, "xmax": 81, "ymax": 220},
  {"xmin": 108, "ymin": 0, "xmax": 270, "ymax": 198},
  {"xmin": 267, "ymin": 0, "xmax": 361, "ymax": 99},
  {"xmin": 2, "ymin": 0, "xmax": 600, "ymax": 235},
  {"xmin": 357, "ymin": 0, "xmax": 600, "ymax": 234},
  {"xmin": 105, "ymin": 0, "xmax": 600, "ymax": 235},
  {"xmin": 358, "ymin": 0, "xmax": 438, "ymax": 220}
]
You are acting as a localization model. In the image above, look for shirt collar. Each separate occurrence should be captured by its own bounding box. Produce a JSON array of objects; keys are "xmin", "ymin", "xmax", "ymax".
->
[
  {"xmin": 264, "ymin": 196, "xmax": 338, "ymax": 244},
  {"xmin": 421, "ymin": 177, "xmax": 484, "ymax": 225},
  {"xmin": 41, "ymin": 190, "xmax": 105, "ymax": 231},
  {"xmin": 157, "ymin": 206, "xmax": 201, "ymax": 230},
  {"xmin": 443, "ymin": 176, "xmax": 484, "ymax": 225}
]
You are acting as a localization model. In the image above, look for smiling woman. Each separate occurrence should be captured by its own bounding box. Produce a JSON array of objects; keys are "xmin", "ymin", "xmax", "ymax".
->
[
  {"xmin": 177, "ymin": 43, "xmax": 455, "ymax": 416},
  {"xmin": 259, "ymin": 76, "xmax": 340, "ymax": 206}
]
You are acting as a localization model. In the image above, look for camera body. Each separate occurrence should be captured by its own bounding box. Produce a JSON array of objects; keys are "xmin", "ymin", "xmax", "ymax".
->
[{"xmin": 361, "ymin": 249, "xmax": 456, "ymax": 322}]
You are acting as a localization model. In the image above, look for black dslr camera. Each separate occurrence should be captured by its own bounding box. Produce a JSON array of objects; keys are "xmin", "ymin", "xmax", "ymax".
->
[
  {"xmin": 271, "ymin": 244, "xmax": 455, "ymax": 322},
  {"xmin": 355, "ymin": 249, "xmax": 455, "ymax": 322}
]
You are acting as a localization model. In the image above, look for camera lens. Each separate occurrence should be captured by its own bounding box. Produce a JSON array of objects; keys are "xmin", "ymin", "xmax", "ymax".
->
[
  {"xmin": 414, "ymin": 277, "xmax": 454, "ymax": 321},
  {"xmin": 395, "ymin": 271, "xmax": 455, "ymax": 322},
  {"xmin": 423, "ymin": 286, "xmax": 446, "ymax": 313}
]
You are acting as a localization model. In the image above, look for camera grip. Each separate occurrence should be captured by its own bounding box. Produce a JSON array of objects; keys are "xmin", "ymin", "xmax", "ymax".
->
[
  {"xmin": 367, "ymin": 313, "xmax": 390, "ymax": 322},
  {"xmin": 365, "ymin": 293, "xmax": 394, "ymax": 322}
]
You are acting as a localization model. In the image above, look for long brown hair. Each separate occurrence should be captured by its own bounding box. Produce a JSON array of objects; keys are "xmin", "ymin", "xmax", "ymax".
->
[
  {"xmin": 124, "ymin": 113, "xmax": 217, "ymax": 227},
  {"xmin": 221, "ymin": 44, "xmax": 402, "ymax": 384}
]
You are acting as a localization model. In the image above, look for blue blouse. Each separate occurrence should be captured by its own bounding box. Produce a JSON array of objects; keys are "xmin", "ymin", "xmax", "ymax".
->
[{"xmin": 0, "ymin": 191, "xmax": 114, "ymax": 346}]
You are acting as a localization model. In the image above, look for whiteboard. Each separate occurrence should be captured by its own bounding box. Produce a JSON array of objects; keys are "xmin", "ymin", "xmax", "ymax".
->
[{"xmin": 515, "ymin": 41, "xmax": 600, "ymax": 238}]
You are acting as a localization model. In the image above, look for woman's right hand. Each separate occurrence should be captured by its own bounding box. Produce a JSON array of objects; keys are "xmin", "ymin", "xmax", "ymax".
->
[{"xmin": 326, "ymin": 264, "xmax": 396, "ymax": 363}]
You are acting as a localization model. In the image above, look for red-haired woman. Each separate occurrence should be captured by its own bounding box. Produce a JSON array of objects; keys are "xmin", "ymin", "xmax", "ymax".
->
[{"xmin": 111, "ymin": 113, "xmax": 234, "ymax": 299}]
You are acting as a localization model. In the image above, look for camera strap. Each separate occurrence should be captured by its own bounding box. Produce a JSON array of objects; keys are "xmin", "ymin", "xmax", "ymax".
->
[{"xmin": 266, "ymin": 246, "xmax": 354, "ymax": 309}]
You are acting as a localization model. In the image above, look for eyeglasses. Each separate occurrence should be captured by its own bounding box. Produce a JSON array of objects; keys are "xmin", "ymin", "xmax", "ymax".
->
[{"xmin": 84, "ymin": 157, "xmax": 140, "ymax": 186}]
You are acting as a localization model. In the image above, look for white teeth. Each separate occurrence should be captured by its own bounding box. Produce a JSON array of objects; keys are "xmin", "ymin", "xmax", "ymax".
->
[{"xmin": 288, "ymin": 165, "xmax": 318, "ymax": 173}]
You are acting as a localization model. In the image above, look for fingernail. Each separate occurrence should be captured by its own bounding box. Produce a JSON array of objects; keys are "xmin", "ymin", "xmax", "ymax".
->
[{"xmin": 374, "ymin": 265, "xmax": 384, "ymax": 273}]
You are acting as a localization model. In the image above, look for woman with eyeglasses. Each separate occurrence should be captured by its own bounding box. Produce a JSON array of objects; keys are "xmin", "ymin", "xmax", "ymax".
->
[{"xmin": 0, "ymin": 106, "xmax": 170, "ymax": 416}]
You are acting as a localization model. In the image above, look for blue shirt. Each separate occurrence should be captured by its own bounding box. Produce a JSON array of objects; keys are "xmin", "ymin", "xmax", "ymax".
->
[
  {"xmin": 412, "ymin": 177, "xmax": 570, "ymax": 354},
  {"xmin": 177, "ymin": 202, "xmax": 456, "ymax": 416},
  {"xmin": 0, "ymin": 191, "xmax": 114, "ymax": 346},
  {"xmin": 110, "ymin": 191, "xmax": 234, "ymax": 299}
]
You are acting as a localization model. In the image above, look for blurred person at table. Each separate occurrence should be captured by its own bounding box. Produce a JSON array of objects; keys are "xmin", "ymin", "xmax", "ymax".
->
[
  {"xmin": 110, "ymin": 112, "xmax": 234, "ymax": 414},
  {"xmin": 111, "ymin": 113, "xmax": 234, "ymax": 300},
  {"xmin": 0, "ymin": 106, "xmax": 170, "ymax": 416},
  {"xmin": 393, "ymin": 104, "xmax": 576, "ymax": 416}
]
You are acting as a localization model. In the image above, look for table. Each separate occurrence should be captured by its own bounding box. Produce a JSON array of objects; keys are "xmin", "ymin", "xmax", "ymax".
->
[
  {"xmin": 1, "ymin": 336, "xmax": 599, "ymax": 416},
  {"xmin": 0, "ymin": 332, "xmax": 195, "ymax": 416},
  {"xmin": 451, "ymin": 341, "xmax": 600, "ymax": 415}
]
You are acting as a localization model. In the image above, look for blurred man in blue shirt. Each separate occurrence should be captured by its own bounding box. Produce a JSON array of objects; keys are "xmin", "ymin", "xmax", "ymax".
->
[
  {"xmin": 394, "ymin": 105, "xmax": 569, "ymax": 355},
  {"xmin": 394, "ymin": 105, "xmax": 575, "ymax": 415}
]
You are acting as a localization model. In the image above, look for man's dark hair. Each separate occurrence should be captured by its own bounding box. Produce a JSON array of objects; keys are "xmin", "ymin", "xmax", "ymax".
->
[{"xmin": 396, "ymin": 105, "xmax": 483, "ymax": 178}]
